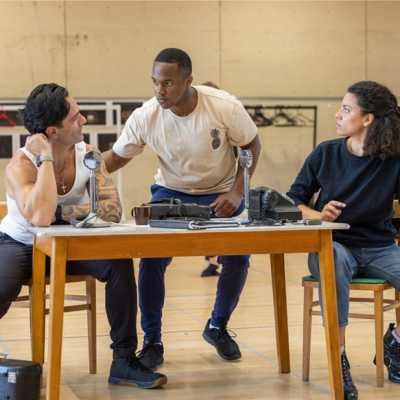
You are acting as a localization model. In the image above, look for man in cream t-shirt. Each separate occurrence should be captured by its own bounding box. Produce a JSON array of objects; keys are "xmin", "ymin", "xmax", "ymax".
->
[{"xmin": 104, "ymin": 48, "xmax": 261, "ymax": 370}]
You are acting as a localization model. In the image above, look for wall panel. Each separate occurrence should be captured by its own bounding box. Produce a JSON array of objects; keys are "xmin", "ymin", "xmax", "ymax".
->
[
  {"xmin": 0, "ymin": 1, "xmax": 65, "ymax": 98},
  {"xmin": 367, "ymin": 1, "xmax": 400, "ymax": 94},
  {"xmin": 220, "ymin": 1, "xmax": 365, "ymax": 97},
  {"xmin": 65, "ymin": 1, "xmax": 220, "ymax": 97}
]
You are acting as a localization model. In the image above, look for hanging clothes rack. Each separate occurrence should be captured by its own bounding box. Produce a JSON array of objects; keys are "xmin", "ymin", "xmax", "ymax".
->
[{"xmin": 244, "ymin": 105, "xmax": 318, "ymax": 148}]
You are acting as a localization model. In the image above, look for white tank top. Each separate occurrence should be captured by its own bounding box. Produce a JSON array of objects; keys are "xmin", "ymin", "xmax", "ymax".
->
[{"xmin": 0, "ymin": 141, "xmax": 90, "ymax": 245}]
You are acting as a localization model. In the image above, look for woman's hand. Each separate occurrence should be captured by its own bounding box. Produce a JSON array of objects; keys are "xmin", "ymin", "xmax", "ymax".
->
[{"xmin": 321, "ymin": 200, "xmax": 346, "ymax": 221}]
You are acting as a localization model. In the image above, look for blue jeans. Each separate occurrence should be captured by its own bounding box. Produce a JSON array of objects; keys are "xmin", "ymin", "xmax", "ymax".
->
[
  {"xmin": 139, "ymin": 184, "xmax": 250, "ymax": 343},
  {"xmin": 309, "ymin": 241, "xmax": 400, "ymax": 327}
]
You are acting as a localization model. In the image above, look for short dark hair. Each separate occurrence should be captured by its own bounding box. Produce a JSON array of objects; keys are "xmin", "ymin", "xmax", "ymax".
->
[
  {"xmin": 154, "ymin": 48, "xmax": 192, "ymax": 75},
  {"xmin": 22, "ymin": 83, "xmax": 70, "ymax": 135},
  {"xmin": 348, "ymin": 80, "xmax": 400, "ymax": 159}
]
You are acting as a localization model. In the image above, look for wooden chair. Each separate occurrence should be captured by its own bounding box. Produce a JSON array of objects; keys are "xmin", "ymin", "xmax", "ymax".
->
[
  {"xmin": 302, "ymin": 275, "xmax": 400, "ymax": 387},
  {"xmin": 14, "ymin": 276, "xmax": 97, "ymax": 374},
  {"xmin": 0, "ymin": 201, "xmax": 97, "ymax": 374}
]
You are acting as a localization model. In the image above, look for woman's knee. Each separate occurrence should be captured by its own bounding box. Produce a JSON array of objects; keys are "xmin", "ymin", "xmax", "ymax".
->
[
  {"xmin": 308, "ymin": 253, "xmax": 320, "ymax": 278},
  {"xmin": 309, "ymin": 243, "xmax": 355, "ymax": 284},
  {"xmin": 332, "ymin": 245, "xmax": 355, "ymax": 283}
]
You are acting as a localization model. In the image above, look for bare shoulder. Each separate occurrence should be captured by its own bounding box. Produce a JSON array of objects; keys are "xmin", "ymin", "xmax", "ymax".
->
[
  {"xmin": 6, "ymin": 152, "xmax": 36, "ymax": 196},
  {"xmin": 7, "ymin": 151, "xmax": 36, "ymax": 180}
]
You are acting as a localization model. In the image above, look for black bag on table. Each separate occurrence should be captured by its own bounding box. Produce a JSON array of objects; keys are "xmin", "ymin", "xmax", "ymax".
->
[
  {"xmin": 140, "ymin": 198, "xmax": 212, "ymax": 220},
  {"xmin": 0, "ymin": 358, "xmax": 42, "ymax": 400}
]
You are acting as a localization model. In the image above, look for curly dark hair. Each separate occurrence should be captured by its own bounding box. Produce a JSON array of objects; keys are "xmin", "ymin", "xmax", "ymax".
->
[
  {"xmin": 22, "ymin": 83, "xmax": 70, "ymax": 135},
  {"xmin": 154, "ymin": 48, "xmax": 192, "ymax": 76},
  {"xmin": 348, "ymin": 80, "xmax": 400, "ymax": 159}
]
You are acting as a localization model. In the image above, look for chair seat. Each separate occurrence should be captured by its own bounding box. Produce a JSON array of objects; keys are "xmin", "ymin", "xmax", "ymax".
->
[
  {"xmin": 302, "ymin": 273, "xmax": 400, "ymax": 388},
  {"xmin": 16, "ymin": 274, "xmax": 97, "ymax": 374},
  {"xmin": 302, "ymin": 274, "xmax": 387, "ymax": 285}
]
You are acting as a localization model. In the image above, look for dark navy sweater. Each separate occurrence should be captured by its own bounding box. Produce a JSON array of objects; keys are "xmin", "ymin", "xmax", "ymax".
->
[{"xmin": 287, "ymin": 138, "xmax": 400, "ymax": 248}]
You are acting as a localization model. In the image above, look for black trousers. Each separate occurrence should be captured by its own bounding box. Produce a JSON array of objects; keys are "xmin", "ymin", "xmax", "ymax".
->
[{"xmin": 0, "ymin": 232, "xmax": 137, "ymax": 359}]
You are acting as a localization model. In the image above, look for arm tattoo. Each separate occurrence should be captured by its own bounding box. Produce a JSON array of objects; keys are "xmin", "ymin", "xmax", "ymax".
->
[{"xmin": 61, "ymin": 158, "xmax": 122, "ymax": 223}]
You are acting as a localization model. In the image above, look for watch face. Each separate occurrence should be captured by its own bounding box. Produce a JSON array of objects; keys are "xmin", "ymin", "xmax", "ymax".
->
[{"xmin": 35, "ymin": 154, "xmax": 52, "ymax": 167}]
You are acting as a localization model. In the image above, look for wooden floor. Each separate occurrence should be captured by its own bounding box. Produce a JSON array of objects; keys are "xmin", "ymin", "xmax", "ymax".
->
[{"xmin": 1, "ymin": 253, "xmax": 400, "ymax": 399}]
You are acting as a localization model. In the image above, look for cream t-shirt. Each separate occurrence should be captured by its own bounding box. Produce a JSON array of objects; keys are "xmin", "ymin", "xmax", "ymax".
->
[{"xmin": 113, "ymin": 85, "xmax": 258, "ymax": 194}]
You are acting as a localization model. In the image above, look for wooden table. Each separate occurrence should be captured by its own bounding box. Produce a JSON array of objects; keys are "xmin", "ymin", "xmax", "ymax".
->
[{"xmin": 29, "ymin": 221, "xmax": 348, "ymax": 400}]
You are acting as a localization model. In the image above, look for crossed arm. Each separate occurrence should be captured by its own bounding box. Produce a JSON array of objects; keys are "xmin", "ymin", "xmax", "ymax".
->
[
  {"xmin": 6, "ymin": 139, "xmax": 122, "ymax": 227},
  {"xmin": 6, "ymin": 154, "xmax": 58, "ymax": 226}
]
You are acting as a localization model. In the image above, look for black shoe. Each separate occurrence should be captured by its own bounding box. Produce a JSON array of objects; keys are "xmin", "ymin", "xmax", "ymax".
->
[
  {"xmin": 137, "ymin": 342, "xmax": 164, "ymax": 370},
  {"xmin": 341, "ymin": 351, "xmax": 358, "ymax": 400},
  {"xmin": 202, "ymin": 319, "xmax": 241, "ymax": 361},
  {"xmin": 109, "ymin": 356, "xmax": 167, "ymax": 389},
  {"xmin": 382, "ymin": 322, "xmax": 400, "ymax": 383},
  {"xmin": 201, "ymin": 263, "xmax": 220, "ymax": 277}
]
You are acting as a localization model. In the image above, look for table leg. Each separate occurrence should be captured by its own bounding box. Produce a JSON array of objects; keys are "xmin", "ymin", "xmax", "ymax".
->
[
  {"xmin": 46, "ymin": 238, "xmax": 67, "ymax": 400},
  {"xmin": 319, "ymin": 230, "xmax": 343, "ymax": 399},
  {"xmin": 31, "ymin": 242, "xmax": 46, "ymax": 364},
  {"xmin": 270, "ymin": 253, "xmax": 290, "ymax": 373}
]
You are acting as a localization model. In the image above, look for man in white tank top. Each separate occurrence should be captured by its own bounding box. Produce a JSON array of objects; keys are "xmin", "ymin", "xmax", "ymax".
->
[
  {"xmin": 103, "ymin": 48, "xmax": 262, "ymax": 370},
  {"xmin": 0, "ymin": 83, "xmax": 166, "ymax": 389}
]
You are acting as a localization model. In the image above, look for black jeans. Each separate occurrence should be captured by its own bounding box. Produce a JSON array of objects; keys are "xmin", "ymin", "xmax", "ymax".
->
[{"xmin": 0, "ymin": 232, "xmax": 137, "ymax": 359}]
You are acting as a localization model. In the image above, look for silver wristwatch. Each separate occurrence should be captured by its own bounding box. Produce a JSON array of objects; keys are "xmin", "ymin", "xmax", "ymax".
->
[{"xmin": 35, "ymin": 154, "xmax": 54, "ymax": 167}]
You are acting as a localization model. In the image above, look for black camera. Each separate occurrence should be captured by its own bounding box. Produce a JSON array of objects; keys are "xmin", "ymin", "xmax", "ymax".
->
[
  {"xmin": 138, "ymin": 198, "xmax": 211, "ymax": 220},
  {"xmin": 248, "ymin": 186, "xmax": 302, "ymax": 223}
]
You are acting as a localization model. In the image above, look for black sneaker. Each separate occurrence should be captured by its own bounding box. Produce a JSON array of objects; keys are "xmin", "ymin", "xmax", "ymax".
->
[
  {"xmin": 201, "ymin": 262, "xmax": 220, "ymax": 277},
  {"xmin": 341, "ymin": 351, "xmax": 358, "ymax": 400},
  {"xmin": 202, "ymin": 319, "xmax": 241, "ymax": 361},
  {"xmin": 108, "ymin": 356, "xmax": 167, "ymax": 389},
  {"xmin": 382, "ymin": 322, "xmax": 400, "ymax": 383},
  {"xmin": 137, "ymin": 342, "xmax": 164, "ymax": 370}
]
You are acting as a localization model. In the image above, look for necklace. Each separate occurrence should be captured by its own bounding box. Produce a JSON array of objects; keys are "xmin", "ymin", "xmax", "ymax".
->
[
  {"xmin": 59, "ymin": 175, "xmax": 67, "ymax": 194},
  {"xmin": 55, "ymin": 148, "xmax": 73, "ymax": 194},
  {"xmin": 55, "ymin": 162, "xmax": 68, "ymax": 194}
]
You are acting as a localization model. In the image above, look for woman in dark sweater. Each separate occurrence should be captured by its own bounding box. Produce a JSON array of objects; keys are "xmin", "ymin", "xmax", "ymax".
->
[{"xmin": 288, "ymin": 81, "xmax": 400, "ymax": 399}]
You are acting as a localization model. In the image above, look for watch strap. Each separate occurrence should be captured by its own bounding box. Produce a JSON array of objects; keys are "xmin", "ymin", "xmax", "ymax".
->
[{"xmin": 36, "ymin": 154, "xmax": 54, "ymax": 167}]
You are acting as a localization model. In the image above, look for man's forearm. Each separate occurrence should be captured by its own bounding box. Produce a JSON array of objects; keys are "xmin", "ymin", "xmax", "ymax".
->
[
  {"xmin": 27, "ymin": 162, "xmax": 58, "ymax": 226},
  {"xmin": 60, "ymin": 160, "xmax": 123, "ymax": 223},
  {"xmin": 103, "ymin": 149, "xmax": 131, "ymax": 173},
  {"xmin": 60, "ymin": 203, "xmax": 89, "ymax": 222},
  {"xmin": 61, "ymin": 200, "xmax": 122, "ymax": 223}
]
